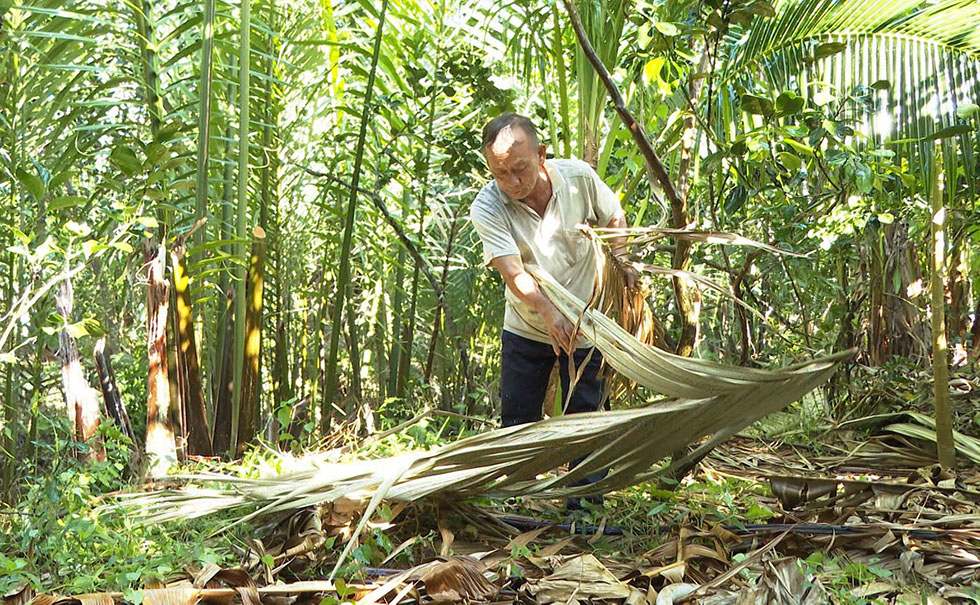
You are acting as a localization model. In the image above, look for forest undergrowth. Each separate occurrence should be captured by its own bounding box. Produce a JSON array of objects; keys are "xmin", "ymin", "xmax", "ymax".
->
[{"xmin": 3, "ymin": 358, "xmax": 979, "ymax": 604}]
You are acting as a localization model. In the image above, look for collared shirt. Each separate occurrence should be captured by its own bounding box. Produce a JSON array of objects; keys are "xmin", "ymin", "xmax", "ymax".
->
[{"xmin": 470, "ymin": 159, "xmax": 622, "ymax": 345}]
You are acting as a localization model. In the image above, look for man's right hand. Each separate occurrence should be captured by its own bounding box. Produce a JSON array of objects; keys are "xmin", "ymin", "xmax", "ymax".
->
[{"xmin": 544, "ymin": 306, "xmax": 575, "ymax": 355}]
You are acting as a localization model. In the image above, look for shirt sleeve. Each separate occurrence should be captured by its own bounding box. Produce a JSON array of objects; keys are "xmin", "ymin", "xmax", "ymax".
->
[
  {"xmin": 470, "ymin": 194, "xmax": 520, "ymax": 266},
  {"xmin": 589, "ymin": 166, "xmax": 624, "ymax": 227}
]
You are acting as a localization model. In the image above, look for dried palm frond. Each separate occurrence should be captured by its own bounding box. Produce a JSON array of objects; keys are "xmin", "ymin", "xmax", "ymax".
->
[
  {"xmin": 115, "ymin": 271, "xmax": 850, "ymax": 531},
  {"xmin": 592, "ymin": 226, "xmax": 807, "ymax": 257}
]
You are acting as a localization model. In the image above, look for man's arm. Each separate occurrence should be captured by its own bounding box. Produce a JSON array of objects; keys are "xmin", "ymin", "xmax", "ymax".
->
[
  {"xmin": 489, "ymin": 254, "xmax": 575, "ymax": 355},
  {"xmin": 604, "ymin": 214, "xmax": 638, "ymax": 289}
]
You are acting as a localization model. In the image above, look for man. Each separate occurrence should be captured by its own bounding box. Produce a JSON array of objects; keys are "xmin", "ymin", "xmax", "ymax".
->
[{"xmin": 469, "ymin": 113, "xmax": 635, "ymax": 505}]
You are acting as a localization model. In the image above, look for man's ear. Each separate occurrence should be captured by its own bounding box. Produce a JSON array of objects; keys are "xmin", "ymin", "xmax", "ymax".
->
[{"xmin": 537, "ymin": 143, "xmax": 547, "ymax": 163}]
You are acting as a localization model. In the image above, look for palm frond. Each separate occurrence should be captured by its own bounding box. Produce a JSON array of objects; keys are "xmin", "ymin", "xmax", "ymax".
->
[{"xmin": 115, "ymin": 270, "xmax": 851, "ymax": 526}]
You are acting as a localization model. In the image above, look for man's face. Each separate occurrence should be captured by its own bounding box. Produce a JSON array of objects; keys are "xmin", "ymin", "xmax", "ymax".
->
[{"xmin": 483, "ymin": 125, "xmax": 545, "ymax": 202}]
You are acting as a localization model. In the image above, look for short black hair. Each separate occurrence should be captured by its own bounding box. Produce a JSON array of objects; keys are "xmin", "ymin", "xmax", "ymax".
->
[{"xmin": 481, "ymin": 113, "xmax": 538, "ymax": 149}]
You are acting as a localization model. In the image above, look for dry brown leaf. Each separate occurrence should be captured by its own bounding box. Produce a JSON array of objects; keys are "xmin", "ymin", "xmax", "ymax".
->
[
  {"xmin": 4, "ymin": 586, "xmax": 32, "ymax": 605},
  {"xmin": 526, "ymin": 554, "xmax": 630, "ymax": 603},
  {"xmin": 537, "ymin": 536, "xmax": 577, "ymax": 557},
  {"xmin": 419, "ymin": 557, "xmax": 495, "ymax": 603},
  {"xmin": 437, "ymin": 509, "xmax": 454, "ymax": 557},
  {"xmin": 625, "ymin": 586, "xmax": 649, "ymax": 605},
  {"xmin": 506, "ymin": 526, "xmax": 550, "ymax": 550},
  {"xmin": 142, "ymin": 588, "xmax": 200, "ymax": 605}
]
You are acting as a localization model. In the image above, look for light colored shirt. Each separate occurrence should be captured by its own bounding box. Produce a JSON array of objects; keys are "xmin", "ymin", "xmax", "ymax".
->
[{"xmin": 470, "ymin": 159, "xmax": 622, "ymax": 345}]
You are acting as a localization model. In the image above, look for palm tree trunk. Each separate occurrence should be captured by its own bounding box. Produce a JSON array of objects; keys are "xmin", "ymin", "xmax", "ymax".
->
[
  {"xmin": 211, "ymin": 76, "xmax": 237, "ymax": 456},
  {"xmin": 237, "ymin": 227, "xmax": 266, "ymax": 452},
  {"xmin": 55, "ymin": 277, "xmax": 104, "ymax": 463},
  {"xmin": 171, "ymin": 239, "xmax": 212, "ymax": 456},
  {"xmin": 145, "ymin": 241, "xmax": 177, "ymax": 476},
  {"xmin": 930, "ymin": 146, "xmax": 954, "ymax": 469},
  {"xmin": 230, "ymin": 0, "xmax": 252, "ymax": 454},
  {"xmin": 94, "ymin": 337, "xmax": 137, "ymax": 451}
]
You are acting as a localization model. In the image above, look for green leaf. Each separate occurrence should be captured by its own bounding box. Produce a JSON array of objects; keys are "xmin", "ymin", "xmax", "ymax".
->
[
  {"xmin": 741, "ymin": 94, "xmax": 773, "ymax": 117},
  {"xmin": 870, "ymin": 80, "xmax": 891, "ymax": 90},
  {"xmin": 16, "ymin": 168, "xmax": 45, "ymax": 201},
  {"xmin": 775, "ymin": 91, "xmax": 804, "ymax": 116},
  {"xmin": 644, "ymin": 57, "xmax": 665, "ymax": 85},
  {"xmin": 66, "ymin": 322, "xmax": 89, "ymax": 339},
  {"xmin": 956, "ymin": 103, "xmax": 979, "ymax": 119},
  {"xmin": 136, "ymin": 216, "xmax": 159, "ymax": 229},
  {"xmin": 877, "ymin": 212, "xmax": 894, "ymax": 224},
  {"xmin": 82, "ymin": 240, "xmax": 104, "ymax": 257},
  {"xmin": 922, "ymin": 124, "xmax": 973, "ymax": 142},
  {"xmin": 153, "ymin": 123, "xmax": 182, "ymax": 144},
  {"xmin": 729, "ymin": 9, "xmax": 753, "ymax": 28},
  {"xmin": 109, "ymin": 146, "xmax": 142, "ymax": 176},
  {"xmin": 812, "ymin": 91, "xmax": 836, "ymax": 106},
  {"xmin": 783, "ymin": 139, "xmax": 814, "ymax": 155},
  {"xmin": 48, "ymin": 196, "xmax": 87, "ymax": 211},
  {"xmin": 814, "ymin": 42, "xmax": 847, "ymax": 60},
  {"xmin": 654, "ymin": 22, "xmax": 678, "ymax": 36},
  {"xmin": 778, "ymin": 151, "xmax": 802, "ymax": 173},
  {"xmin": 49, "ymin": 170, "xmax": 76, "ymax": 190},
  {"xmin": 747, "ymin": 0, "xmax": 776, "ymax": 18}
]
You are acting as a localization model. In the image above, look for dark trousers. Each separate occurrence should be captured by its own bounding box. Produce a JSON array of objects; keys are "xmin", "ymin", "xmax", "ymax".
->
[
  {"xmin": 500, "ymin": 330, "xmax": 608, "ymax": 494},
  {"xmin": 500, "ymin": 330, "xmax": 606, "ymax": 427}
]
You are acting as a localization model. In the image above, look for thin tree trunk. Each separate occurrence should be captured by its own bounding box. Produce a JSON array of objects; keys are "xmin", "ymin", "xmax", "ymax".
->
[
  {"xmin": 947, "ymin": 236, "xmax": 969, "ymax": 346},
  {"xmin": 561, "ymin": 0, "xmax": 696, "ymax": 356},
  {"xmin": 424, "ymin": 206, "xmax": 462, "ymax": 384},
  {"xmin": 145, "ymin": 241, "xmax": 177, "ymax": 476},
  {"xmin": 930, "ymin": 147, "xmax": 954, "ymax": 470},
  {"xmin": 971, "ymin": 298, "xmax": 980, "ymax": 355},
  {"xmin": 322, "ymin": 0, "xmax": 389, "ymax": 433},
  {"xmin": 237, "ymin": 226, "xmax": 266, "ymax": 454},
  {"xmin": 171, "ymin": 238, "xmax": 212, "ymax": 456},
  {"xmin": 230, "ymin": 0, "xmax": 252, "ymax": 455}
]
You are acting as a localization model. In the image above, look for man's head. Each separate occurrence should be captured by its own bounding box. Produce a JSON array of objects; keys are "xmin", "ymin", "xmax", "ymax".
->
[{"xmin": 481, "ymin": 113, "xmax": 547, "ymax": 202}]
